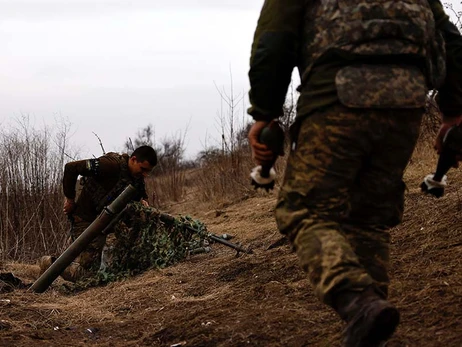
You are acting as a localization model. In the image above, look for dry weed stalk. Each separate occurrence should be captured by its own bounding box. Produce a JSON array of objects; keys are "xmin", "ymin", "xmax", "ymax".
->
[{"xmin": 0, "ymin": 116, "xmax": 75, "ymax": 262}]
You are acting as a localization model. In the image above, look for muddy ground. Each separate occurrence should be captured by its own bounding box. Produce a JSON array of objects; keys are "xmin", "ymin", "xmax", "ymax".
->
[{"xmin": 1, "ymin": 155, "xmax": 461, "ymax": 347}]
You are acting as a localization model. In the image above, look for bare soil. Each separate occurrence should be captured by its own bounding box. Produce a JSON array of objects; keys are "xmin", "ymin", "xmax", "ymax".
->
[{"xmin": 1, "ymin": 156, "xmax": 461, "ymax": 347}]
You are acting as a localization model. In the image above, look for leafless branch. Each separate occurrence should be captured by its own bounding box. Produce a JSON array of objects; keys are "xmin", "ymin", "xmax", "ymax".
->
[{"xmin": 92, "ymin": 132, "xmax": 106, "ymax": 154}]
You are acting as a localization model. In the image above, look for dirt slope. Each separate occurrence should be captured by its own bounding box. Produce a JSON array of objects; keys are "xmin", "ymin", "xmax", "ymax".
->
[{"xmin": 1, "ymin": 162, "xmax": 461, "ymax": 347}]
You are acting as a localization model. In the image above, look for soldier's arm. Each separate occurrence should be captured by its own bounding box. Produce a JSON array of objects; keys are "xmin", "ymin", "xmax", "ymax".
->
[
  {"xmin": 247, "ymin": 0, "xmax": 304, "ymax": 121},
  {"xmin": 63, "ymin": 160, "xmax": 90, "ymax": 200},
  {"xmin": 139, "ymin": 183, "xmax": 149, "ymax": 204},
  {"xmin": 429, "ymin": 0, "xmax": 462, "ymax": 120},
  {"xmin": 141, "ymin": 184, "xmax": 148, "ymax": 200},
  {"xmin": 62, "ymin": 156, "xmax": 119, "ymax": 199},
  {"xmin": 96, "ymin": 154, "xmax": 122, "ymax": 178}
]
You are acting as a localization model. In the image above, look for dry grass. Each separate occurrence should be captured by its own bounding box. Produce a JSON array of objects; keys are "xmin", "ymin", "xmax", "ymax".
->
[
  {"xmin": 2, "ymin": 100, "xmax": 462, "ymax": 347},
  {"xmin": 0, "ymin": 117, "xmax": 74, "ymax": 262}
]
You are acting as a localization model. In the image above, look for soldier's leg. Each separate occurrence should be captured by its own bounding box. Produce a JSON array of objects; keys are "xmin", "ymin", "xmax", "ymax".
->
[
  {"xmin": 276, "ymin": 105, "xmax": 423, "ymax": 347},
  {"xmin": 276, "ymin": 104, "xmax": 378, "ymax": 306},
  {"xmin": 61, "ymin": 219, "xmax": 106, "ymax": 282},
  {"xmin": 343, "ymin": 108, "xmax": 422, "ymax": 298},
  {"xmin": 340, "ymin": 226, "xmax": 390, "ymax": 298}
]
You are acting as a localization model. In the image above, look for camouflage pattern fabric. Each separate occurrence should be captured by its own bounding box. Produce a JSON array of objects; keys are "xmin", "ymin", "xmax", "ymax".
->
[
  {"xmin": 95, "ymin": 203, "xmax": 208, "ymax": 283},
  {"xmin": 60, "ymin": 218, "xmax": 107, "ymax": 282},
  {"xmin": 82, "ymin": 152, "xmax": 146, "ymax": 214},
  {"xmin": 303, "ymin": 0, "xmax": 444, "ymax": 89},
  {"xmin": 63, "ymin": 152, "xmax": 148, "ymax": 224},
  {"xmin": 275, "ymin": 103, "xmax": 423, "ymax": 305},
  {"xmin": 335, "ymin": 65, "xmax": 427, "ymax": 109},
  {"xmin": 61, "ymin": 203, "xmax": 208, "ymax": 288}
]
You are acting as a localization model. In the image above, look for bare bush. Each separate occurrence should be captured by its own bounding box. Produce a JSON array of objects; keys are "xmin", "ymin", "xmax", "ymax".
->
[
  {"xmin": 193, "ymin": 79, "xmax": 298, "ymax": 204},
  {"xmin": 149, "ymin": 132, "xmax": 189, "ymax": 206},
  {"xmin": 124, "ymin": 124, "xmax": 154, "ymax": 154},
  {"xmin": 444, "ymin": 3, "xmax": 462, "ymax": 30},
  {"xmin": 123, "ymin": 124, "xmax": 189, "ymax": 207},
  {"xmin": 194, "ymin": 146, "xmax": 254, "ymax": 203},
  {"xmin": 420, "ymin": 92, "xmax": 442, "ymax": 142},
  {"xmin": 408, "ymin": 93, "xmax": 442, "ymax": 175},
  {"xmin": 0, "ymin": 116, "xmax": 76, "ymax": 262},
  {"xmin": 191, "ymin": 77, "xmax": 255, "ymax": 204}
]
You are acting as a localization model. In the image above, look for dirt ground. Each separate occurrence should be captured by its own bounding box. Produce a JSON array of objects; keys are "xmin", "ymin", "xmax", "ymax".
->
[{"xmin": 1, "ymin": 155, "xmax": 461, "ymax": 347}]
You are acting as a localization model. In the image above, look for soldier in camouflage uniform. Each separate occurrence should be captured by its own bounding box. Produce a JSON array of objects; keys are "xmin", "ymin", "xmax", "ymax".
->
[
  {"xmin": 247, "ymin": 1, "xmax": 462, "ymax": 346},
  {"xmin": 38, "ymin": 145, "xmax": 157, "ymax": 282}
]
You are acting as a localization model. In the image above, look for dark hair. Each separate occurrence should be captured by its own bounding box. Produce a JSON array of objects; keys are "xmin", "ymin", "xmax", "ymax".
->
[{"xmin": 131, "ymin": 145, "xmax": 157, "ymax": 166}]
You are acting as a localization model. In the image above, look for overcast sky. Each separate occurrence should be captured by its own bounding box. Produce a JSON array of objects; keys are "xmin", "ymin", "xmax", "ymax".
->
[
  {"xmin": 1, "ymin": 1, "xmax": 461, "ymax": 159},
  {"xmin": 0, "ymin": 0, "xmax": 265, "ymax": 159}
]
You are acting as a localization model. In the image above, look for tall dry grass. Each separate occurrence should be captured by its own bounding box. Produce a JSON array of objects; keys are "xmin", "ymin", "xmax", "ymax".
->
[
  {"xmin": 407, "ymin": 94, "xmax": 442, "ymax": 181},
  {"xmin": 0, "ymin": 116, "xmax": 75, "ymax": 262},
  {"xmin": 145, "ymin": 133, "xmax": 190, "ymax": 207},
  {"xmin": 193, "ymin": 147, "xmax": 255, "ymax": 203}
]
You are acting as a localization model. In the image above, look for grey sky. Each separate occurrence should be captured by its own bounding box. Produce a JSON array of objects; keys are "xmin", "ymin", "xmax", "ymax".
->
[
  {"xmin": 1, "ymin": 1, "xmax": 461, "ymax": 159},
  {"xmin": 0, "ymin": 0, "xmax": 264, "ymax": 159}
]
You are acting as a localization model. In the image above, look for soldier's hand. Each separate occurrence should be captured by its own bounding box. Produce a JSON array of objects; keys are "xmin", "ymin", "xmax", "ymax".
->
[
  {"xmin": 435, "ymin": 115, "xmax": 462, "ymax": 168},
  {"xmin": 141, "ymin": 199, "xmax": 149, "ymax": 207},
  {"xmin": 248, "ymin": 121, "xmax": 274, "ymax": 165},
  {"xmin": 63, "ymin": 198, "xmax": 76, "ymax": 215},
  {"xmin": 435, "ymin": 115, "xmax": 462, "ymax": 154},
  {"xmin": 435, "ymin": 123, "xmax": 452, "ymax": 155}
]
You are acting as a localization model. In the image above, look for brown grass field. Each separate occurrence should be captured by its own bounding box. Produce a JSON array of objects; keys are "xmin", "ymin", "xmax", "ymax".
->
[{"xmin": 1, "ymin": 132, "xmax": 461, "ymax": 347}]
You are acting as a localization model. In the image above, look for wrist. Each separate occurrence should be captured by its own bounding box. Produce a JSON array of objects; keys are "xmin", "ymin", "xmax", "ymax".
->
[{"xmin": 248, "ymin": 106, "xmax": 280, "ymax": 122}]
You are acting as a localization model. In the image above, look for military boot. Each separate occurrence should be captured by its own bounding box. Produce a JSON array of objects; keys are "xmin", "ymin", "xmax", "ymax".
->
[
  {"xmin": 37, "ymin": 256, "xmax": 56, "ymax": 276},
  {"xmin": 59, "ymin": 262, "xmax": 85, "ymax": 283},
  {"xmin": 335, "ymin": 286, "xmax": 400, "ymax": 347}
]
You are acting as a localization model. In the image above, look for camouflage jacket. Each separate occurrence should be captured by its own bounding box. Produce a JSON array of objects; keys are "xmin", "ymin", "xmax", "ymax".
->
[
  {"xmin": 248, "ymin": 0, "xmax": 462, "ymax": 122},
  {"xmin": 63, "ymin": 153, "xmax": 148, "ymax": 222}
]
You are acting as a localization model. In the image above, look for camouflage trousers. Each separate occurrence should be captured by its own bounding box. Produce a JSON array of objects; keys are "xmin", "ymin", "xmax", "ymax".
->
[
  {"xmin": 275, "ymin": 103, "xmax": 423, "ymax": 306},
  {"xmin": 62, "ymin": 217, "xmax": 107, "ymax": 282}
]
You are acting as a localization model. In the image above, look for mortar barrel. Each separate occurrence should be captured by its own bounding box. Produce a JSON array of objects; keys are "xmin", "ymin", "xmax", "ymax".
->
[{"xmin": 30, "ymin": 185, "xmax": 137, "ymax": 293}]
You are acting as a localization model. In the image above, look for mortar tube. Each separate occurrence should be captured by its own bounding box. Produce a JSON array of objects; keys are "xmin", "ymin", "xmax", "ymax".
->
[{"xmin": 30, "ymin": 185, "xmax": 137, "ymax": 293}]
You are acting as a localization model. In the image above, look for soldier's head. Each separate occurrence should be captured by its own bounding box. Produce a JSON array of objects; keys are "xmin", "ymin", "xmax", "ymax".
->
[{"xmin": 128, "ymin": 145, "xmax": 157, "ymax": 178}]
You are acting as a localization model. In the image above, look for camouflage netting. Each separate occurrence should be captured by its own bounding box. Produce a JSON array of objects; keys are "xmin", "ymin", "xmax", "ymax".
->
[{"xmin": 75, "ymin": 202, "xmax": 209, "ymax": 288}]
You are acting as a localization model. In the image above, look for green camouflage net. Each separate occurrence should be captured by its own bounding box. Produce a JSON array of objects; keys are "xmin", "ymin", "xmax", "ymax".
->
[{"xmin": 73, "ymin": 202, "xmax": 209, "ymax": 289}]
